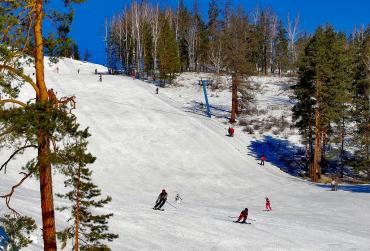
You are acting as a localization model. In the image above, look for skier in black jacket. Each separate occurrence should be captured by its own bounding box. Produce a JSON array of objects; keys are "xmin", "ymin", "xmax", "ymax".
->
[{"xmin": 154, "ymin": 189, "xmax": 168, "ymax": 210}]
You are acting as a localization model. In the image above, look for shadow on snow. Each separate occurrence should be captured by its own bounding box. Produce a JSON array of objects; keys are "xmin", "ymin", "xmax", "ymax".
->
[{"xmin": 248, "ymin": 135, "xmax": 370, "ymax": 193}]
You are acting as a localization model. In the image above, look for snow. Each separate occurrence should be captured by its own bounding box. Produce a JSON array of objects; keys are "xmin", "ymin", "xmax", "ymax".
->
[{"xmin": 1, "ymin": 58, "xmax": 370, "ymax": 250}]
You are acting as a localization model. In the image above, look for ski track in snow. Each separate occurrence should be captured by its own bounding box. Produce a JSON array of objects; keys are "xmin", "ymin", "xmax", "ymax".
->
[{"xmin": 0, "ymin": 58, "xmax": 369, "ymax": 250}]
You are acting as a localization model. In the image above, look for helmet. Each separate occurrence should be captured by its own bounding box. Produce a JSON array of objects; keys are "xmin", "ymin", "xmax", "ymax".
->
[
  {"xmin": 245, "ymin": 208, "xmax": 248, "ymax": 211},
  {"xmin": 162, "ymin": 189, "xmax": 166, "ymax": 193}
]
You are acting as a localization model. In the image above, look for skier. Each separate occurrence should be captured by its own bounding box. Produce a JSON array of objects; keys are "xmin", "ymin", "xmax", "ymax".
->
[
  {"xmin": 175, "ymin": 193, "xmax": 182, "ymax": 204},
  {"xmin": 153, "ymin": 189, "xmax": 168, "ymax": 210},
  {"xmin": 155, "ymin": 87, "xmax": 159, "ymax": 94},
  {"xmin": 331, "ymin": 179, "xmax": 337, "ymax": 191},
  {"xmin": 235, "ymin": 208, "xmax": 248, "ymax": 223},
  {"xmin": 99, "ymin": 74, "xmax": 102, "ymax": 82},
  {"xmin": 95, "ymin": 68, "xmax": 98, "ymax": 75},
  {"xmin": 228, "ymin": 127, "xmax": 234, "ymax": 137},
  {"xmin": 260, "ymin": 154, "xmax": 265, "ymax": 166},
  {"xmin": 78, "ymin": 68, "xmax": 80, "ymax": 74},
  {"xmin": 265, "ymin": 197, "xmax": 272, "ymax": 211},
  {"xmin": 56, "ymin": 66, "xmax": 59, "ymax": 74}
]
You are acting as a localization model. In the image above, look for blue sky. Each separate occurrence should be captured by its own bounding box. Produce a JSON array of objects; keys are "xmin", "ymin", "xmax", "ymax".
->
[{"xmin": 63, "ymin": 0, "xmax": 369, "ymax": 65}]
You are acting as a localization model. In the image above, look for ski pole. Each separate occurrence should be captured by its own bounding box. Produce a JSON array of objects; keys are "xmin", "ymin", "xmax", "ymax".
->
[{"xmin": 166, "ymin": 201, "xmax": 177, "ymax": 209}]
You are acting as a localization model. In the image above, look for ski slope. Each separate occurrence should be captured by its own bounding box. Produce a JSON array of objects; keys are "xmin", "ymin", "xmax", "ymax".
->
[{"xmin": 1, "ymin": 58, "xmax": 370, "ymax": 250}]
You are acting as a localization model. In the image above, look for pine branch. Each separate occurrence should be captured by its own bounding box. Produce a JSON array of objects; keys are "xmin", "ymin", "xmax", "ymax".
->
[
  {"xmin": 0, "ymin": 171, "xmax": 34, "ymax": 216},
  {"xmin": 0, "ymin": 144, "xmax": 37, "ymax": 173},
  {"xmin": 0, "ymin": 99, "xmax": 27, "ymax": 107},
  {"xmin": 0, "ymin": 126, "xmax": 15, "ymax": 138},
  {"xmin": 0, "ymin": 64, "xmax": 40, "ymax": 97}
]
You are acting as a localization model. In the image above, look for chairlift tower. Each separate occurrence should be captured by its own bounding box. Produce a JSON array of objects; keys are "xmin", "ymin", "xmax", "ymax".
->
[{"xmin": 200, "ymin": 78, "xmax": 212, "ymax": 118}]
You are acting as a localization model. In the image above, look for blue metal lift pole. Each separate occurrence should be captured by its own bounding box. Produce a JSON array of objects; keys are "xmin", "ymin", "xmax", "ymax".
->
[{"xmin": 201, "ymin": 80, "xmax": 211, "ymax": 118}]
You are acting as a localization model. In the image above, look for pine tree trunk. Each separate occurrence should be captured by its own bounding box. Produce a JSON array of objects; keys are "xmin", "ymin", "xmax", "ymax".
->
[
  {"xmin": 308, "ymin": 111, "xmax": 313, "ymax": 167},
  {"xmin": 313, "ymin": 79, "xmax": 322, "ymax": 182},
  {"xmin": 340, "ymin": 115, "xmax": 345, "ymax": 178},
  {"xmin": 75, "ymin": 166, "xmax": 81, "ymax": 251},
  {"xmin": 313, "ymin": 113, "xmax": 321, "ymax": 182},
  {"xmin": 34, "ymin": 1, "xmax": 57, "ymax": 250},
  {"xmin": 230, "ymin": 74, "xmax": 238, "ymax": 123}
]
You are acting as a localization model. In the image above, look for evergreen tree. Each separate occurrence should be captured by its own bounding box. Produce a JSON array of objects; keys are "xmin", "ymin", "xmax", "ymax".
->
[
  {"xmin": 177, "ymin": 0, "xmax": 191, "ymax": 71},
  {"xmin": 84, "ymin": 48, "xmax": 92, "ymax": 62},
  {"xmin": 223, "ymin": 6, "xmax": 255, "ymax": 122},
  {"xmin": 51, "ymin": 10, "xmax": 75, "ymax": 57},
  {"xmin": 158, "ymin": 15, "xmax": 180, "ymax": 85},
  {"xmin": 72, "ymin": 43, "xmax": 80, "ymax": 60},
  {"xmin": 274, "ymin": 21, "xmax": 289, "ymax": 75},
  {"xmin": 350, "ymin": 27, "xmax": 370, "ymax": 179},
  {"xmin": 56, "ymin": 134, "xmax": 118, "ymax": 250},
  {"xmin": 142, "ymin": 21, "xmax": 154, "ymax": 76},
  {"xmin": 292, "ymin": 25, "xmax": 350, "ymax": 181},
  {"xmin": 0, "ymin": 1, "xmax": 104, "ymax": 249},
  {"xmin": 0, "ymin": 214, "xmax": 37, "ymax": 250}
]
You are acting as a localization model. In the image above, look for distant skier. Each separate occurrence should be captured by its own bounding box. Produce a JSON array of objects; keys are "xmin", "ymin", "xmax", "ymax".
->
[
  {"xmin": 155, "ymin": 87, "xmax": 159, "ymax": 94},
  {"xmin": 154, "ymin": 189, "xmax": 168, "ymax": 210},
  {"xmin": 56, "ymin": 66, "xmax": 59, "ymax": 74},
  {"xmin": 175, "ymin": 193, "xmax": 182, "ymax": 204},
  {"xmin": 235, "ymin": 208, "xmax": 248, "ymax": 223},
  {"xmin": 99, "ymin": 74, "xmax": 102, "ymax": 82},
  {"xmin": 78, "ymin": 68, "xmax": 80, "ymax": 74},
  {"xmin": 95, "ymin": 68, "xmax": 98, "ymax": 75},
  {"xmin": 331, "ymin": 179, "xmax": 337, "ymax": 191},
  {"xmin": 228, "ymin": 127, "xmax": 234, "ymax": 137},
  {"xmin": 260, "ymin": 154, "xmax": 265, "ymax": 166},
  {"xmin": 265, "ymin": 197, "xmax": 272, "ymax": 211}
]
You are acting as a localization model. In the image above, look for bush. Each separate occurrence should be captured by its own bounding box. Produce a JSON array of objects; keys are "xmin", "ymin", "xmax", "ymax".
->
[
  {"xmin": 243, "ymin": 126, "xmax": 254, "ymax": 134},
  {"xmin": 272, "ymin": 129, "xmax": 279, "ymax": 135},
  {"xmin": 253, "ymin": 124, "xmax": 261, "ymax": 130},
  {"xmin": 238, "ymin": 119, "xmax": 249, "ymax": 126}
]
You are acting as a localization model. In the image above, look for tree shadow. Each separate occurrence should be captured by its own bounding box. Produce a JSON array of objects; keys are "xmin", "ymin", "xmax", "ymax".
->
[
  {"xmin": 247, "ymin": 135, "xmax": 307, "ymax": 177},
  {"xmin": 185, "ymin": 101, "xmax": 230, "ymax": 119},
  {"xmin": 316, "ymin": 184, "xmax": 370, "ymax": 193},
  {"xmin": 248, "ymin": 136, "xmax": 370, "ymax": 193}
]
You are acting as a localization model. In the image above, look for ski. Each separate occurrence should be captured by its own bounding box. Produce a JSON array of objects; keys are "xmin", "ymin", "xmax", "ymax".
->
[{"xmin": 152, "ymin": 208, "xmax": 164, "ymax": 211}]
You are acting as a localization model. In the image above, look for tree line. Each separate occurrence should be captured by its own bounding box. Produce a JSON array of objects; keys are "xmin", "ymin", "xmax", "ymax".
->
[
  {"xmin": 106, "ymin": 0, "xmax": 303, "ymax": 80},
  {"xmin": 107, "ymin": 0, "xmax": 303, "ymax": 122},
  {"xmin": 292, "ymin": 25, "xmax": 370, "ymax": 182}
]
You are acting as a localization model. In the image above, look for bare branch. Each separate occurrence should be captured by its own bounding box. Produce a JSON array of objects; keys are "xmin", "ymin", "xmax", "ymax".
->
[
  {"xmin": 0, "ymin": 171, "xmax": 34, "ymax": 216},
  {"xmin": 1, "ymin": 145, "xmax": 37, "ymax": 173}
]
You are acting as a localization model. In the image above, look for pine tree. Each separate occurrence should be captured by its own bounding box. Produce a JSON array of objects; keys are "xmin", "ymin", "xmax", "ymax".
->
[
  {"xmin": 223, "ymin": 6, "xmax": 255, "ymax": 123},
  {"xmin": 142, "ymin": 21, "xmax": 154, "ymax": 77},
  {"xmin": 158, "ymin": 14, "xmax": 180, "ymax": 85},
  {"xmin": 0, "ymin": 214, "xmax": 37, "ymax": 250},
  {"xmin": 274, "ymin": 21, "xmax": 289, "ymax": 75},
  {"xmin": 72, "ymin": 43, "xmax": 80, "ymax": 60},
  {"xmin": 350, "ymin": 27, "xmax": 370, "ymax": 179},
  {"xmin": 0, "ymin": 1, "xmax": 99, "ymax": 249},
  {"xmin": 177, "ymin": 0, "xmax": 190, "ymax": 71},
  {"xmin": 84, "ymin": 48, "xmax": 91, "ymax": 62},
  {"xmin": 292, "ymin": 25, "xmax": 351, "ymax": 181},
  {"xmin": 56, "ymin": 133, "xmax": 118, "ymax": 250}
]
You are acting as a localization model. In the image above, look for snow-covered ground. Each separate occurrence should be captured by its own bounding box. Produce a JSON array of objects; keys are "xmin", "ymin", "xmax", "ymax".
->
[{"xmin": 1, "ymin": 59, "xmax": 370, "ymax": 250}]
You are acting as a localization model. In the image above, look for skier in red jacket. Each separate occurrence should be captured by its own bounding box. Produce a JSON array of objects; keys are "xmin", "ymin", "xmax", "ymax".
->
[
  {"xmin": 235, "ymin": 208, "xmax": 248, "ymax": 223},
  {"xmin": 260, "ymin": 154, "xmax": 265, "ymax": 166},
  {"xmin": 265, "ymin": 197, "xmax": 271, "ymax": 211},
  {"xmin": 228, "ymin": 127, "xmax": 234, "ymax": 137}
]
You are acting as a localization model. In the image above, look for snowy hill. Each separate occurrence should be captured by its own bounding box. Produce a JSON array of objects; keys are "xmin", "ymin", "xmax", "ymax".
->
[{"xmin": 1, "ymin": 58, "xmax": 370, "ymax": 250}]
